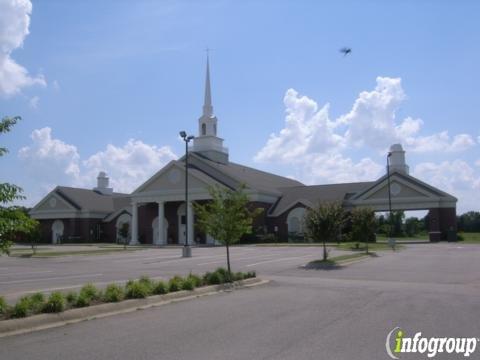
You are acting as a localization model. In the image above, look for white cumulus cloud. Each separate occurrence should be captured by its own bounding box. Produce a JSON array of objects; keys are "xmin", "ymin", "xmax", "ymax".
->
[
  {"xmin": 413, "ymin": 160, "xmax": 480, "ymax": 213},
  {"xmin": 254, "ymin": 88, "xmax": 344, "ymax": 163},
  {"xmin": 19, "ymin": 127, "xmax": 81, "ymax": 182},
  {"xmin": 82, "ymin": 139, "xmax": 177, "ymax": 193},
  {"xmin": 405, "ymin": 132, "xmax": 476, "ymax": 153},
  {"xmin": 255, "ymin": 77, "xmax": 476, "ymax": 188},
  {"xmin": 19, "ymin": 127, "xmax": 178, "ymax": 195},
  {"xmin": 0, "ymin": 0, "xmax": 46, "ymax": 97}
]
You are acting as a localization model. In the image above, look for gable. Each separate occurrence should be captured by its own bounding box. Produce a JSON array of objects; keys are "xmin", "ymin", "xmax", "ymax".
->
[
  {"xmin": 143, "ymin": 168, "xmax": 204, "ymax": 191},
  {"xmin": 135, "ymin": 162, "xmax": 216, "ymax": 194},
  {"xmin": 33, "ymin": 192, "xmax": 78, "ymax": 212},
  {"xmin": 348, "ymin": 172, "xmax": 457, "ymax": 211},
  {"xmin": 366, "ymin": 181, "xmax": 429, "ymax": 200}
]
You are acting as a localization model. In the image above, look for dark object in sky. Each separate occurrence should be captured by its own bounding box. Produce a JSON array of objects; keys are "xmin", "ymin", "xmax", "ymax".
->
[{"xmin": 340, "ymin": 47, "xmax": 352, "ymax": 56}]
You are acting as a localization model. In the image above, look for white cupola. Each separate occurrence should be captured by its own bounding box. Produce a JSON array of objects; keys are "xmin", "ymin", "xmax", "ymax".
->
[
  {"xmin": 387, "ymin": 144, "xmax": 409, "ymax": 174},
  {"xmin": 94, "ymin": 171, "xmax": 113, "ymax": 195},
  {"xmin": 192, "ymin": 55, "xmax": 229, "ymax": 164}
]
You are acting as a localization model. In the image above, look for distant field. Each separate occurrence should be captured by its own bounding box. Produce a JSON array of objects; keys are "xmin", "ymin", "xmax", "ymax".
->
[
  {"xmin": 375, "ymin": 234, "xmax": 429, "ymax": 241},
  {"xmin": 458, "ymin": 232, "xmax": 480, "ymax": 243}
]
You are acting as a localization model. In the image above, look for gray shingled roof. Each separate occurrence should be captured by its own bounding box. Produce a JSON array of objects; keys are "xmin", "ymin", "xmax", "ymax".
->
[
  {"xmin": 56, "ymin": 186, "xmax": 130, "ymax": 213},
  {"xmin": 269, "ymin": 182, "xmax": 374, "ymax": 217},
  {"xmin": 188, "ymin": 153, "xmax": 304, "ymax": 193}
]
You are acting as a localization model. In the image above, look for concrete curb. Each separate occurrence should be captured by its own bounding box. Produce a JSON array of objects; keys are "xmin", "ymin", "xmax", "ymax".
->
[{"xmin": 0, "ymin": 278, "xmax": 268, "ymax": 338}]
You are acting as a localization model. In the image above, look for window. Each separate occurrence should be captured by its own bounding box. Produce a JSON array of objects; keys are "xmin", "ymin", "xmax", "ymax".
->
[
  {"xmin": 214, "ymin": 123, "xmax": 217, "ymax": 135},
  {"xmin": 287, "ymin": 207, "xmax": 306, "ymax": 234},
  {"xmin": 202, "ymin": 123, "xmax": 206, "ymax": 135}
]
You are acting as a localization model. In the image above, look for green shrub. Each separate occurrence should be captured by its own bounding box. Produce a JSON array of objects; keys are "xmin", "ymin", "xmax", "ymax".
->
[
  {"xmin": 0, "ymin": 296, "xmax": 8, "ymax": 315},
  {"xmin": 246, "ymin": 271, "xmax": 256, "ymax": 278},
  {"xmin": 43, "ymin": 292, "xmax": 65, "ymax": 313},
  {"xmin": 153, "ymin": 280, "xmax": 168, "ymax": 295},
  {"xmin": 204, "ymin": 271, "xmax": 223, "ymax": 285},
  {"xmin": 25, "ymin": 292, "xmax": 45, "ymax": 314},
  {"xmin": 75, "ymin": 293, "xmax": 91, "ymax": 307},
  {"xmin": 215, "ymin": 267, "xmax": 228, "ymax": 278},
  {"xmin": 66, "ymin": 291, "xmax": 78, "ymax": 305},
  {"xmin": 138, "ymin": 276, "xmax": 155, "ymax": 295},
  {"xmin": 12, "ymin": 297, "xmax": 30, "ymax": 318},
  {"xmin": 233, "ymin": 272, "xmax": 245, "ymax": 281},
  {"xmin": 30, "ymin": 292, "xmax": 45, "ymax": 304},
  {"xmin": 79, "ymin": 283, "xmax": 99, "ymax": 301},
  {"xmin": 187, "ymin": 273, "xmax": 203, "ymax": 287},
  {"xmin": 168, "ymin": 276, "xmax": 184, "ymax": 292},
  {"xmin": 125, "ymin": 281, "xmax": 150, "ymax": 299},
  {"xmin": 182, "ymin": 277, "xmax": 195, "ymax": 291},
  {"xmin": 103, "ymin": 284, "xmax": 124, "ymax": 302}
]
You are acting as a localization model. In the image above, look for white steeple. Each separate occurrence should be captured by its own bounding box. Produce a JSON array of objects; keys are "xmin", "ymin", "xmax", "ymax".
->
[
  {"xmin": 203, "ymin": 55, "xmax": 213, "ymax": 118},
  {"xmin": 192, "ymin": 54, "xmax": 229, "ymax": 164}
]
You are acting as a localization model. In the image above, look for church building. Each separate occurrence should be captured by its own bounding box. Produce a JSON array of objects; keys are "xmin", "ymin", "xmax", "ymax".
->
[{"xmin": 29, "ymin": 59, "xmax": 458, "ymax": 244}]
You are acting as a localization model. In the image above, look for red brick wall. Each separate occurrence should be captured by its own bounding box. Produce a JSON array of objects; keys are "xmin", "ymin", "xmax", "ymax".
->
[
  {"xmin": 38, "ymin": 218, "xmax": 103, "ymax": 243},
  {"xmin": 427, "ymin": 207, "xmax": 457, "ymax": 241}
]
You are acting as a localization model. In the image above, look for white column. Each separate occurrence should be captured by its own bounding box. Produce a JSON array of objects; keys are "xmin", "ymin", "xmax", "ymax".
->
[
  {"xmin": 130, "ymin": 202, "xmax": 139, "ymax": 245},
  {"xmin": 157, "ymin": 201, "xmax": 165, "ymax": 245},
  {"xmin": 187, "ymin": 201, "xmax": 194, "ymax": 245}
]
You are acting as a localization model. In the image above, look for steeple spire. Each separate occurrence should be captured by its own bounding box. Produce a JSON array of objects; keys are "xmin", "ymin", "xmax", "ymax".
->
[
  {"xmin": 203, "ymin": 54, "xmax": 213, "ymax": 117},
  {"xmin": 193, "ymin": 51, "xmax": 229, "ymax": 164}
]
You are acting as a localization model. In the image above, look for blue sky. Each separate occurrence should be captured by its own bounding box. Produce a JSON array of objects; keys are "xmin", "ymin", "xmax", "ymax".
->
[{"xmin": 1, "ymin": 0, "xmax": 479, "ymax": 213}]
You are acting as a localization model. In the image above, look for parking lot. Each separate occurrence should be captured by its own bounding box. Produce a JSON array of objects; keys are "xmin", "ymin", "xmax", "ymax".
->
[
  {"xmin": 1, "ymin": 243, "xmax": 480, "ymax": 360},
  {"xmin": 0, "ymin": 245, "xmax": 351, "ymax": 303}
]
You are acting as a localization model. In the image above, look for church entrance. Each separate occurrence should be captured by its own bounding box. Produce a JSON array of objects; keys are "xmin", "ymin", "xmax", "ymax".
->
[{"xmin": 51, "ymin": 220, "xmax": 64, "ymax": 244}]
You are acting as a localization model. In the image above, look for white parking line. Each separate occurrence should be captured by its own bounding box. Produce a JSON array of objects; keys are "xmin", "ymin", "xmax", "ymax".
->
[
  {"xmin": 0, "ymin": 273, "xmax": 103, "ymax": 285},
  {"xmin": 245, "ymin": 255, "xmax": 314, "ymax": 267},
  {"xmin": 0, "ymin": 270, "xmax": 53, "ymax": 277}
]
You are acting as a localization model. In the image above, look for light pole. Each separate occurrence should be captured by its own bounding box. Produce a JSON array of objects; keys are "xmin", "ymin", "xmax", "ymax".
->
[
  {"xmin": 180, "ymin": 131, "xmax": 195, "ymax": 258},
  {"xmin": 387, "ymin": 152, "xmax": 395, "ymax": 250}
]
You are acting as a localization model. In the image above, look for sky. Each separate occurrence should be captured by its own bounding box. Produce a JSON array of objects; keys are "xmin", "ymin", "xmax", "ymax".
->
[{"xmin": 1, "ymin": 0, "xmax": 479, "ymax": 214}]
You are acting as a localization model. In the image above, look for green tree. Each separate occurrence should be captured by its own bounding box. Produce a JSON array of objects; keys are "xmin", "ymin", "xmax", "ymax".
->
[
  {"xmin": 390, "ymin": 210, "xmax": 405, "ymax": 237},
  {"xmin": 350, "ymin": 207, "xmax": 376, "ymax": 254},
  {"xmin": 194, "ymin": 185, "xmax": 263, "ymax": 280},
  {"xmin": 304, "ymin": 202, "xmax": 345, "ymax": 261},
  {"xmin": 404, "ymin": 217, "xmax": 424, "ymax": 237},
  {"xmin": 1, "ymin": 116, "xmax": 38, "ymax": 255},
  {"xmin": 458, "ymin": 211, "xmax": 480, "ymax": 232}
]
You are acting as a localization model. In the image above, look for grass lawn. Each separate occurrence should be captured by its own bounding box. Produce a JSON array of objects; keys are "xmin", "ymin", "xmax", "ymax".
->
[
  {"xmin": 249, "ymin": 242, "xmax": 401, "ymax": 250},
  {"xmin": 375, "ymin": 234, "xmax": 429, "ymax": 241},
  {"xmin": 8, "ymin": 247, "xmax": 141, "ymax": 257},
  {"xmin": 305, "ymin": 252, "xmax": 377, "ymax": 269},
  {"xmin": 336, "ymin": 242, "xmax": 402, "ymax": 251},
  {"xmin": 458, "ymin": 232, "xmax": 480, "ymax": 243}
]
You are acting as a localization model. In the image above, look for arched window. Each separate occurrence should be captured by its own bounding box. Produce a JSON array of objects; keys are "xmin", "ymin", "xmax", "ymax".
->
[
  {"xmin": 287, "ymin": 207, "xmax": 306, "ymax": 234},
  {"xmin": 214, "ymin": 124, "xmax": 217, "ymax": 135},
  {"xmin": 202, "ymin": 123, "xmax": 206, "ymax": 135}
]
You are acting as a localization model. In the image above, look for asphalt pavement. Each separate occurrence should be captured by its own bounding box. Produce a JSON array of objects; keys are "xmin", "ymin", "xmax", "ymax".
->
[
  {"xmin": 0, "ymin": 245, "xmax": 348, "ymax": 303},
  {"xmin": 0, "ymin": 243, "xmax": 479, "ymax": 360}
]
